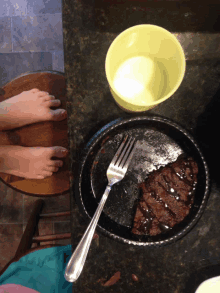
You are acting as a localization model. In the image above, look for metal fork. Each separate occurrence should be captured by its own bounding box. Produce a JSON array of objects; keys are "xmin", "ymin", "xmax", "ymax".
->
[{"xmin": 64, "ymin": 136, "xmax": 137, "ymax": 283}]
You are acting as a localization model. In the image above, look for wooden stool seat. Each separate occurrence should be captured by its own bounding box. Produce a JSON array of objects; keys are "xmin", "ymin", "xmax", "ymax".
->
[{"xmin": 0, "ymin": 71, "xmax": 70, "ymax": 196}]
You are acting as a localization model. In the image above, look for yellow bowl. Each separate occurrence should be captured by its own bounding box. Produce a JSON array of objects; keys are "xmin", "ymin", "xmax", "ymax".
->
[{"xmin": 105, "ymin": 24, "xmax": 186, "ymax": 112}]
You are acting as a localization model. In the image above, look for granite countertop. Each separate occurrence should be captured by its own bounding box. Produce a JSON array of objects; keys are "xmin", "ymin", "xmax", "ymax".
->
[{"xmin": 62, "ymin": 1, "xmax": 220, "ymax": 292}]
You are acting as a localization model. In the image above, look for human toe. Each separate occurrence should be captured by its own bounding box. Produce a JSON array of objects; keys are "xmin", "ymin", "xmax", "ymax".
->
[
  {"xmin": 44, "ymin": 99, "xmax": 61, "ymax": 107},
  {"xmin": 38, "ymin": 91, "xmax": 50, "ymax": 97},
  {"xmin": 30, "ymin": 88, "xmax": 40, "ymax": 93},
  {"xmin": 41, "ymin": 171, "xmax": 53, "ymax": 178},
  {"xmin": 47, "ymin": 146, "xmax": 69, "ymax": 158},
  {"xmin": 49, "ymin": 160, "xmax": 63, "ymax": 168},
  {"xmin": 42, "ymin": 94, "xmax": 56, "ymax": 101},
  {"xmin": 49, "ymin": 109, "xmax": 67, "ymax": 121},
  {"xmin": 44, "ymin": 165, "xmax": 59, "ymax": 172}
]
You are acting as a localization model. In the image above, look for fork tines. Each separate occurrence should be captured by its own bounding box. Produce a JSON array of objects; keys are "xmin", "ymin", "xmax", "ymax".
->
[{"xmin": 112, "ymin": 136, "xmax": 136, "ymax": 169}]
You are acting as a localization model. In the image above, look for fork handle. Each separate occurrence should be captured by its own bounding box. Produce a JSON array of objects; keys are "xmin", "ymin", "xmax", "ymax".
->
[{"xmin": 64, "ymin": 184, "xmax": 112, "ymax": 282}]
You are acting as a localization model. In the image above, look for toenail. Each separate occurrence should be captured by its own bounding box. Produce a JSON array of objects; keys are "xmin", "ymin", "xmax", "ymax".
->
[
  {"xmin": 62, "ymin": 149, "xmax": 68, "ymax": 153},
  {"xmin": 61, "ymin": 109, "xmax": 66, "ymax": 114},
  {"xmin": 49, "ymin": 95, "xmax": 55, "ymax": 98}
]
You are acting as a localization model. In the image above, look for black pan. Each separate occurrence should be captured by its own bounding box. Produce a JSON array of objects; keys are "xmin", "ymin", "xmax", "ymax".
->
[{"xmin": 75, "ymin": 116, "xmax": 210, "ymax": 246}]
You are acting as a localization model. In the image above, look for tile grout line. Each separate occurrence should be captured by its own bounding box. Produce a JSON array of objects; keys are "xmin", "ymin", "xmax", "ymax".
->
[
  {"xmin": 11, "ymin": 16, "xmax": 13, "ymax": 53},
  {"xmin": 2, "ymin": 50, "xmax": 63, "ymax": 53},
  {"xmin": 6, "ymin": 12, "xmax": 63, "ymax": 20},
  {"xmin": 52, "ymin": 51, "xmax": 55, "ymax": 71},
  {"xmin": 6, "ymin": 12, "xmax": 62, "ymax": 18}
]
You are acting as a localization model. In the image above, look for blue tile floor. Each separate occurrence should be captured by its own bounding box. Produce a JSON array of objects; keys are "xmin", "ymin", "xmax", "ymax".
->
[
  {"xmin": 0, "ymin": 0, "xmax": 70, "ymax": 270},
  {"xmin": 0, "ymin": 0, "xmax": 64, "ymax": 87}
]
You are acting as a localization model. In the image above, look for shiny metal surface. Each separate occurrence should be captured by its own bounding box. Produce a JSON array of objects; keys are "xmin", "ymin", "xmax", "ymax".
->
[{"xmin": 64, "ymin": 136, "xmax": 136, "ymax": 282}]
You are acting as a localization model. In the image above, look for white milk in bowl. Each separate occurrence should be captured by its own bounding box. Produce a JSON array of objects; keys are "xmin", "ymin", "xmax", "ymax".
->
[{"xmin": 113, "ymin": 55, "xmax": 167, "ymax": 106}]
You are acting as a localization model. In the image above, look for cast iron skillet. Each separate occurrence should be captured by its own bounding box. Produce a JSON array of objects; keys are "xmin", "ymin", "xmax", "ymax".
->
[{"xmin": 75, "ymin": 116, "xmax": 210, "ymax": 246}]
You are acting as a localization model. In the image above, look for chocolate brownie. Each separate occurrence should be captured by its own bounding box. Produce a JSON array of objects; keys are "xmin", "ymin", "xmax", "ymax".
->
[{"xmin": 132, "ymin": 156, "xmax": 198, "ymax": 236}]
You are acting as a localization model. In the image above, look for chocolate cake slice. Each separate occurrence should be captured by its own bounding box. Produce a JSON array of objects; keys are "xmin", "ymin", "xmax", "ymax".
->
[{"xmin": 132, "ymin": 155, "xmax": 198, "ymax": 236}]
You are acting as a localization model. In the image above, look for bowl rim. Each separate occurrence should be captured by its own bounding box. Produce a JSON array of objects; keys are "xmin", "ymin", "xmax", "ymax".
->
[{"xmin": 105, "ymin": 24, "xmax": 186, "ymax": 107}]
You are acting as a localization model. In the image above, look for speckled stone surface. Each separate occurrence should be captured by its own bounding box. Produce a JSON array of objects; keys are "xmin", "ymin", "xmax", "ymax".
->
[{"xmin": 63, "ymin": 0, "xmax": 220, "ymax": 292}]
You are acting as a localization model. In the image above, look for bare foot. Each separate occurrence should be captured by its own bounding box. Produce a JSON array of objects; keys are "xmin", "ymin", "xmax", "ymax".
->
[
  {"xmin": 0, "ymin": 88, "xmax": 67, "ymax": 131},
  {"xmin": 0, "ymin": 145, "xmax": 69, "ymax": 179}
]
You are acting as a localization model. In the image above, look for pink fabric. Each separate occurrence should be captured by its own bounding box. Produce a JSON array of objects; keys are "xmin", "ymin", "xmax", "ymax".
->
[{"xmin": 0, "ymin": 284, "xmax": 40, "ymax": 293}]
